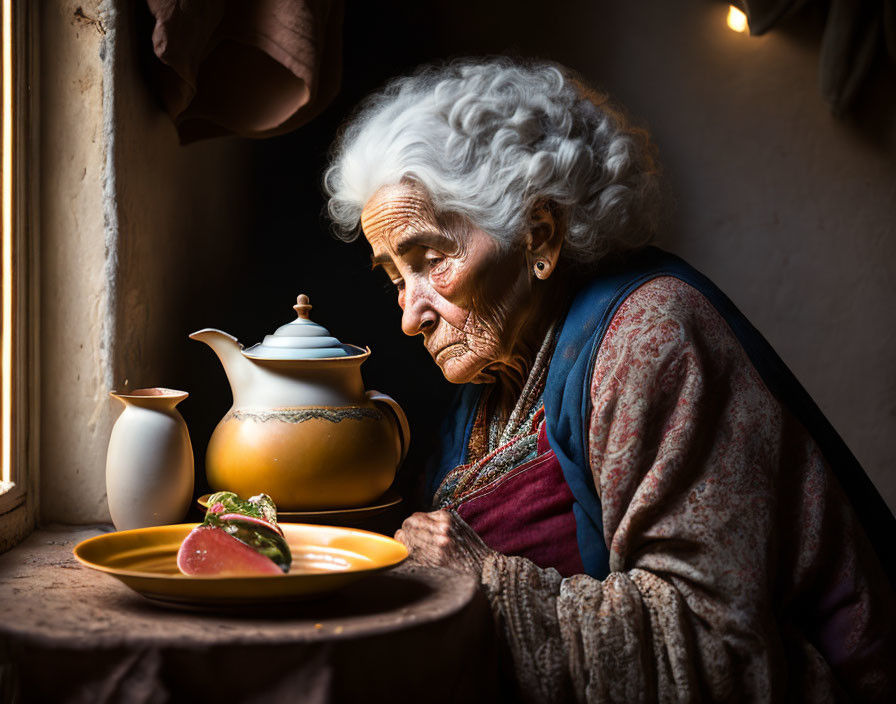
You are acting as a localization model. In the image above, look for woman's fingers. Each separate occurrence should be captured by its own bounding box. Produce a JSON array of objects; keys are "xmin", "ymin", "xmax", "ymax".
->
[
  {"xmin": 393, "ymin": 510, "xmax": 492, "ymax": 575},
  {"xmin": 398, "ymin": 512, "xmax": 448, "ymax": 546},
  {"xmin": 395, "ymin": 511, "xmax": 451, "ymax": 563}
]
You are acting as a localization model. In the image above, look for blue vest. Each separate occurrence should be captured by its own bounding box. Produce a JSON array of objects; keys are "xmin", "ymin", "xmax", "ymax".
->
[{"xmin": 425, "ymin": 247, "xmax": 896, "ymax": 583}]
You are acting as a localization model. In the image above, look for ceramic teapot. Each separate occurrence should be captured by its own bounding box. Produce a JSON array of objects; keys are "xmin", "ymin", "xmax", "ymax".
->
[{"xmin": 191, "ymin": 294, "xmax": 409, "ymax": 511}]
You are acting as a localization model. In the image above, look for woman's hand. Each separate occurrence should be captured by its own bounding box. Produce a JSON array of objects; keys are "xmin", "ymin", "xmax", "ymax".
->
[{"xmin": 394, "ymin": 509, "xmax": 494, "ymax": 576}]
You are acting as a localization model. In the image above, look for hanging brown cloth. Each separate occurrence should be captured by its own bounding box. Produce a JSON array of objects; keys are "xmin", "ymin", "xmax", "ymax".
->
[
  {"xmin": 737, "ymin": 0, "xmax": 896, "ymax": 113},
  {"xmin": 146, "ymin": 0, "xmax": 343, "ymax": 143}
]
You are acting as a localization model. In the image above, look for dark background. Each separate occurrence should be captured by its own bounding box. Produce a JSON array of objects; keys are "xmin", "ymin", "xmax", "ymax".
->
[{"xmin": 171, "ymin": 2, "xmax": 477, "ymax": 507}]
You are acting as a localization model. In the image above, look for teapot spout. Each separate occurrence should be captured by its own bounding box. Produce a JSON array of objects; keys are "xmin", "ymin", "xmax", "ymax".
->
[{"xmin": 189, "ymin": 328, "xmax": 255, "ymax": 406}]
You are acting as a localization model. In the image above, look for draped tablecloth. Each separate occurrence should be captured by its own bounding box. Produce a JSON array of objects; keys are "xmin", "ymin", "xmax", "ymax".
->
[{"xmin": 0, "ymin": 527, "xmax": 501, "ymax": 703}]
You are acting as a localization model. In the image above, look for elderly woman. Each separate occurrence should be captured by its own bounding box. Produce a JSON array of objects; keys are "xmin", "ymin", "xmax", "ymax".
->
[{"xmin": 324, "ymin": 59, "xmax": 895, "ymax": 702}]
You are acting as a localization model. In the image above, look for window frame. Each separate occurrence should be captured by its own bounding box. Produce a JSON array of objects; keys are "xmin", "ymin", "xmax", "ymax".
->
[{"xmin": 0, "ymin": 0, "xmax": 39, "ymax": 552}]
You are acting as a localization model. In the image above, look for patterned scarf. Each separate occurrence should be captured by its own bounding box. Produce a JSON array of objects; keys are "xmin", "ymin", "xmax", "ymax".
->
[{"xmin": 433, "ymin": 324, "xmax": 558, "ymax": 509}]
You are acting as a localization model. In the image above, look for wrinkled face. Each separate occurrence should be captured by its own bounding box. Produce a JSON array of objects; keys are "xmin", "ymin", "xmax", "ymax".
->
[{"xmin": 361, "ymin": 183, "xmax": 531, "ymax": 384}]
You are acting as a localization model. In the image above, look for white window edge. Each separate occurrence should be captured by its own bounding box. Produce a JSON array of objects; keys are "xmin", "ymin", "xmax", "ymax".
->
[{"xmin": 0, "ymin": 0, "xmax": 39, "ymax": 552}]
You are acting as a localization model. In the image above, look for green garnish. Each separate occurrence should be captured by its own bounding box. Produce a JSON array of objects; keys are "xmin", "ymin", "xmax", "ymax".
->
[{"xmin": 205, "ymin": 491, "xmax": 278, "ymax": 525}]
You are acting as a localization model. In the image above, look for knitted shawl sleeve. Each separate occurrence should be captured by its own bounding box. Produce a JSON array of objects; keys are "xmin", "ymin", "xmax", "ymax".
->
[{"xmin": 476, "ymin": 277, "xmax": 894, "ymax": 703}]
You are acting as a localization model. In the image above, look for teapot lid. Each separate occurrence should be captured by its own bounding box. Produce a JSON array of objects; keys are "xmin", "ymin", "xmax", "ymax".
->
[{"xmin": 242, "ymin": 294, "xmax": 357, "ymax": 360}]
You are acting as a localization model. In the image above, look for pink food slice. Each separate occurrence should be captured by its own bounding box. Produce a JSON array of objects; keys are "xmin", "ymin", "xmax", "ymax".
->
[{"xmin": 176, "ymin": 525, "xmax": 284, "ymax": 576}]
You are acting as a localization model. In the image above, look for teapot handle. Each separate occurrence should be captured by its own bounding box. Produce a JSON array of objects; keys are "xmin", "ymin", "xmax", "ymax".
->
[{"xmin": 366, "ymin": 390, "xmax": 410, "ymax": 464}]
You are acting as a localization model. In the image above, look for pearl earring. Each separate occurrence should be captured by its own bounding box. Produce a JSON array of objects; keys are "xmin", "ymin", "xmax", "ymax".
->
[{"xmin": 535, "ymin": 260, "xmax": 547, "ymax": 276}]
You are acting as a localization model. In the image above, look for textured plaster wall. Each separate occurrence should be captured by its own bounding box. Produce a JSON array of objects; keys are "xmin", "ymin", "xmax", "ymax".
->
[
  {"xmin": 39, "ymin": 1, "xmax": 111, "ymax": 522},
  {"xmin": 40, "ymin": 2, "xmax": 251, "ymax": 523}
]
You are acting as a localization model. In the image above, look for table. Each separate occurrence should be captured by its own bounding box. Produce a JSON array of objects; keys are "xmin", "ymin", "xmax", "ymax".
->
[{"xmin": 0, "ymin": 527, "xmax": 503, "ymax": 703}]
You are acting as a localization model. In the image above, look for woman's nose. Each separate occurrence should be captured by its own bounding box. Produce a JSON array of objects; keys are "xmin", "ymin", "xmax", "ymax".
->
[{"xmin": 401, "ymin": 285, "xmax": 438, "ymax": 336}]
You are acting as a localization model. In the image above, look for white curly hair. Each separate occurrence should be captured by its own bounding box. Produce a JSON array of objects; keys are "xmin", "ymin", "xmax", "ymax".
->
[{"xmin": 324, "ymin": 58, "xmax": 660, "ymax": 267}]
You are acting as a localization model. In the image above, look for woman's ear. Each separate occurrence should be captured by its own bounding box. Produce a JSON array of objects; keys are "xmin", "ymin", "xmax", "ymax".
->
[{"xmin": 525, "ymin": 200, "xmax": 565, "ymax": 280}]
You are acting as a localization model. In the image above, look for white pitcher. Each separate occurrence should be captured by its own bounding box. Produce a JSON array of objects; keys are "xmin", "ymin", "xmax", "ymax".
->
[{"xmin": 106, "ymin": 388, "xmax": 194, "ymax": 530}]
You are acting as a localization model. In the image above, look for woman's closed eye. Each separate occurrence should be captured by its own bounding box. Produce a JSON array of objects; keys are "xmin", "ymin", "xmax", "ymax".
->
[{"xmin": 424, "ymin": 249, "xmax": 449, "ymax": 276}]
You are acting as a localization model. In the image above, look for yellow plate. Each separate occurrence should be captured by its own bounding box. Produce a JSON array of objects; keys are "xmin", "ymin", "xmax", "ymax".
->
[
  {"xmin": 197, "ymin": 490, "xmax": 403, "ymax": 525},
  {"xmin": 73, "ymin": 523, "xmax": 408, "ymax": 607}
]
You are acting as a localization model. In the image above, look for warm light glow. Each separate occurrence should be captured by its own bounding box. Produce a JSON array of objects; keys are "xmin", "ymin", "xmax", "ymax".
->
[
  {"xmin": 1, "ymin": 0, "xmax": 12, "ymax": 491},
  {"xmin": 727, "ymin": 5, "xmax": 748, "ymax": 33}
]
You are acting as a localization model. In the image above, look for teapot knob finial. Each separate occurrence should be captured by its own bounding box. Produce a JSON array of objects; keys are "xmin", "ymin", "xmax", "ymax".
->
[{"xmin": 294, "ymin": 294, "xmax": 312, "ymax": 320}]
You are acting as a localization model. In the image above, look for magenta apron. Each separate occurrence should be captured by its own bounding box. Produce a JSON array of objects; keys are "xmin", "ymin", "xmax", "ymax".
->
[{"xmin": 439, "ymin": 409, "xmax": 585, "ymax": 578}]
